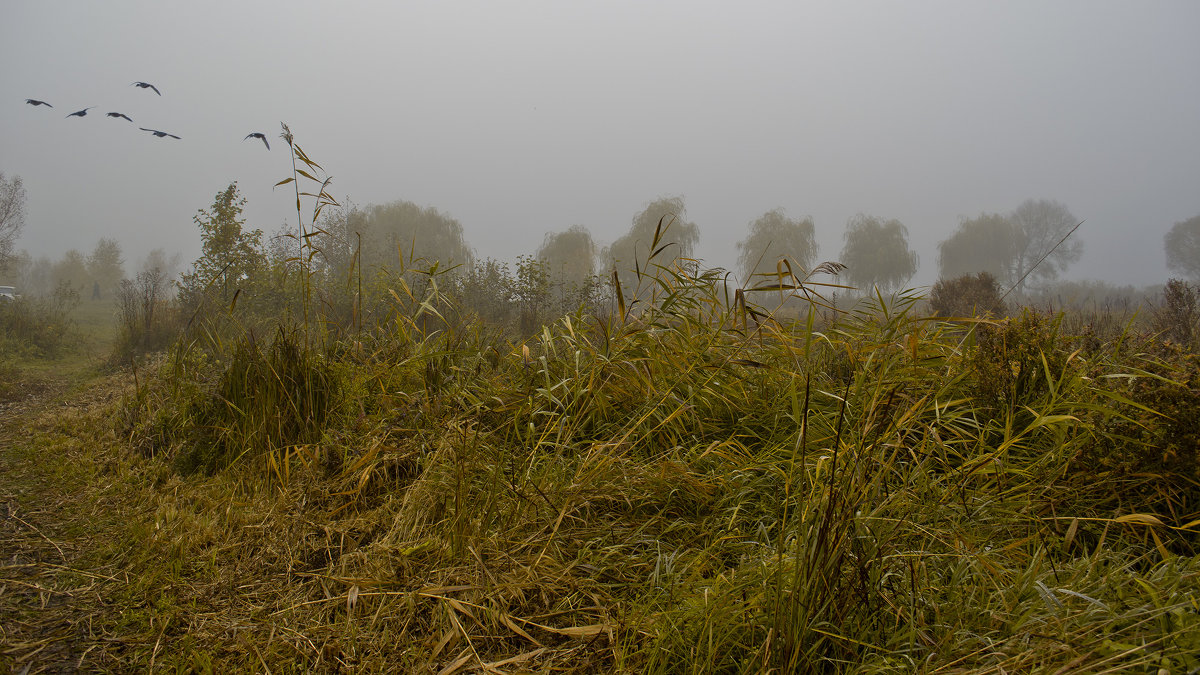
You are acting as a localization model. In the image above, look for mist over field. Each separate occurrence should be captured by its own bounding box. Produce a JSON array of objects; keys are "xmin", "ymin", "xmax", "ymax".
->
[{"xmin": 2, "ymin": 1, "xmax": 1199, "ymax": 288}]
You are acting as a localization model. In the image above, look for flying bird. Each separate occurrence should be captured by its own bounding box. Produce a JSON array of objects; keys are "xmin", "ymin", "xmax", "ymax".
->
[
  {"xmin": 25, "ymin": 99, "xmax": 53, "ymax": 107},
  {"xmin": 106, "ymin": 112, "xmax": 133, "ymax": 122},
  {"xmin": 66, "ymin": 107, "xmax": 95, "ymax": 118},
  {"xmin": 139, "ymin": 127, "xmax": 180, "ymax": 139},
  {"xmin": 244, "ymin": 132, "xmax": 269, "ymax": 150},
  {"xmin": 132, "ymin": 81, "xmax": 161, "ymax": 96}
]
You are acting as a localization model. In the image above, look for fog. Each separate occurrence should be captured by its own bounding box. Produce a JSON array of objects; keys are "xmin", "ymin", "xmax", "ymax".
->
[{"xmin": 3, "ymin": 1, "xmax": 1198, "ymax": 288}]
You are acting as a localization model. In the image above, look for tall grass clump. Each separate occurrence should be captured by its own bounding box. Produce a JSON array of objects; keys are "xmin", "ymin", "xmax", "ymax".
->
[{"xmin": 174, "ymin": 325, "xmax": 338, "ymax": 474}]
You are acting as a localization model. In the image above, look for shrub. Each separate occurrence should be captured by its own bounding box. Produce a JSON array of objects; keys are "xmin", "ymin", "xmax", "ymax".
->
[
  {"xmin": 111, "ymin": 268, "xmax": 181, "ymax": 362},
  {"xmin": 0, "ymin": 280, "xmax": 80, "ymax": 357},
  {"xmin": 1079, "ymin": 340, "xmax": 1200, "ymax": 524},
  {"xmin": 1151, "ymin": 278, "xmax": 1199, "ymax": 350},
  {"xmin": 969, "ymin": 309, "xmax": 1070, "ymax": 417},
  {"xmin": 930, "ymin": 272, "xmax": 1006, "ymax": 318}
]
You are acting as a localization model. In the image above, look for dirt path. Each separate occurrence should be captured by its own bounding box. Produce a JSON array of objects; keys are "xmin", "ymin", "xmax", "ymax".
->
[{"xmin": 1, "ymin": 375, "xmax": 131, "ymax": 674}]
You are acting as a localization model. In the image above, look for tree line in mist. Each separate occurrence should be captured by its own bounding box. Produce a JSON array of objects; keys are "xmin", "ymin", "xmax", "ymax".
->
[{"xmin": 2, "ymin": 169, "xmax": 1200, "ymax": 317}]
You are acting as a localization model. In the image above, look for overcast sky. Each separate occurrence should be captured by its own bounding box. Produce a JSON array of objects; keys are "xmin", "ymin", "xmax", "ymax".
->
[{"xmin": 3, "ymin": 1, "xmax": 1198, "ymax": 288}]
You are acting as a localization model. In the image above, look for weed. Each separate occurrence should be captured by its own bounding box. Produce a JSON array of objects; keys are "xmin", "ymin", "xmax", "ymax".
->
[{"xmin": 1152, "ymin": 278, "xmax": 1199, "ymax": 349}]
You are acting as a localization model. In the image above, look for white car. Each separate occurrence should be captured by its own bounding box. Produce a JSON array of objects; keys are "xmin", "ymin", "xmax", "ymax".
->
[{"xmin": 0, "ymin": 286, "xmax": 16, "ymax": 301}]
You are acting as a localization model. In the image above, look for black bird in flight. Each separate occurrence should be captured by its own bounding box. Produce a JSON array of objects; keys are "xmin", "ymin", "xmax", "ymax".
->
[
  {"xmin": 66, "ymin": 107, "xmax": 95, "ymax": 118},
  {"xmin": 106, "ymin": 112, "xmax": 133, "ymax": 122},
  {"xmin": 25, "ymin": 99, "xmax": 53, "ymax": 107},
  {"xmin": 244, "ymin": 132, "xmax": 270, "ymax": 150},
  {"xmin": 132, "ymin": 81, "xmax": 161, "ymax": 96},
  {"xmin": 139, "ymin": 127, "xmax": 180, "ymax": 139}
]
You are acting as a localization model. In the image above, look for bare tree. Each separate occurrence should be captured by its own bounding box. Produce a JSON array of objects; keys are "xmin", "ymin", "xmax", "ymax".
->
[
  {"xmin": 1009, "ymin": 198, "xmax": 1082, "ymax": 293},
  {"xmin": 0, "ymin": 172, "xmax": 27, "ymax": 273}
]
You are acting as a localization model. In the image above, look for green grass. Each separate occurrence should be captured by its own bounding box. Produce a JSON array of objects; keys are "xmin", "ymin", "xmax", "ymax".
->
[{"xmin": 0, "ymin": 297, "xmax": 118, "ymax": 401}]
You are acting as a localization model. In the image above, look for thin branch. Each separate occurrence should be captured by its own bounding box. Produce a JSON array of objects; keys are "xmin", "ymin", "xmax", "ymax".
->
[{"xmin": 1001, "ymin": 219, "xmax": 1085, "ymax": 301}]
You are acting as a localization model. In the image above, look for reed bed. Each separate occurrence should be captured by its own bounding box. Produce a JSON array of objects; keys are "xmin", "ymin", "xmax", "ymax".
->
[
  {"xmin": 88, "ymin": 243, "xmax": 1197, "ymax": 672},
  {"xmin": 10, "ymin": 221, "xmax": 1196, "ymax": 672}
]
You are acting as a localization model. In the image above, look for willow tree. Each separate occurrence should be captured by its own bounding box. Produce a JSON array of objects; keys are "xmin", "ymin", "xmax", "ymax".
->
[
  {"xmin": 736, "ymin": 208, "xmax": 818, "ymax": 284},
  {"xmin": 353, "ymin": 200, "xmax": 473, "ymax": 271},
  {"xmin": 86, "ymin": 238, "xmax": 125, "ymax": 299},
  {"xmin": 839, "ymin": 214, "xmax": 918, "ymax": 293},
  {"xmin": 603, "ymin": 196, "xmax": 700, "ymax": 298},
  {"xmin": 538, "ymin": 224, "xmax": 597, "ymax": 309},
  {"xmin": 0, "ymin": 171, "xmax": 26, "ymax": 273}
]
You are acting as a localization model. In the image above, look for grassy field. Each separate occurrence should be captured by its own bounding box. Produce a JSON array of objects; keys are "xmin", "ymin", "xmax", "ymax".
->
[{"xmin": 2, "ymin": 276, "xmax": 1198, "ymax": 673}]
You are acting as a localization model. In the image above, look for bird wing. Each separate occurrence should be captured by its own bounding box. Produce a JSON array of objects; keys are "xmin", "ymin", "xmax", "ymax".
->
[
  {"xmin": 245, "ymin": 133, "xmax": 269, "ymax": 149},
  {"xmin": 150, "ymin": 84, "xmax": 161, "ymax": 95}
]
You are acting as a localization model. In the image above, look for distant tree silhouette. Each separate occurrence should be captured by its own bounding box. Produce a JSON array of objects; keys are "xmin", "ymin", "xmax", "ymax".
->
[
  {"xmin": 603, "ymin": 196, "xmax": 699, "ymax": 300},
  {"xmin": 937, "ymin": 212, "xmax": 1024, "ymax": 286},
  {"xmin": 736, "ymin": 208, "xmax": 818, "ymax": 284},
  {"xmin": 0, "ymin": 172, "xmax": 26, "ymax": 273},
  {"xmin": 1165, "ymin": 214, "xmax": 1200, "ymax": 282},
  {"xmin": 839, "ymin": 214, "xmax": 918, "ymax": 292}
]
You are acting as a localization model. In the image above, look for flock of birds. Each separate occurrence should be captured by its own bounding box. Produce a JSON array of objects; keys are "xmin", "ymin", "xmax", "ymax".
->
[{"xmin": 25, "ymin": 81, "xmax": 271, "ymax": 149}]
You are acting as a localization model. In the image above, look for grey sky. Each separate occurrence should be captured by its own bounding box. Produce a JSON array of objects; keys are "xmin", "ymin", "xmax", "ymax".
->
[{"xmin": 3, "ymin": 1, "xmax": 1198, "ymax": 287}]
